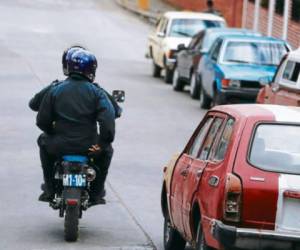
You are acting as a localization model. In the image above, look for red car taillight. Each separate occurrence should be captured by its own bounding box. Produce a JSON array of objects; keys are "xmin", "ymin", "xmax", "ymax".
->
[{"xmin": 223, "ymin": 173, "xmax": 242, "ymax": 223}]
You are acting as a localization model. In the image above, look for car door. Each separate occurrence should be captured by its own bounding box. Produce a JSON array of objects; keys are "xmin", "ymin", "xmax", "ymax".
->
[
  {"xmin": 181, "ymin": 114, "xmax": 226, "ymax": 241},
  {"xmin": 192, "ymin": 34, "xmax": 205, "ymax": 72},
  {"xmin": 170, "ymin": 116, "xmax": 214, "ymax": 235},
  {"xmin": 202, "ymin": 39, "xmax": 223, "ymax": 98},
  {"xmin": 177, "ymin": 48, "xmax": 189, "ymax": 78},
  {"xmin": 157, "ymin": 18, "xmax": 169, "ymax": 67},
  {"xmin": 182, "ymin": 34, "xmax": 202, "ymax": 79},
  {"xmin": 151, "ymin": 18, "xmax": 162, "ymax": 61},
  {"xmin": 152, "ymin": 17, "xmax": 167, "ymax": 67},
  {"xmin": 186, "ymin": 32, "xmax": 205, "ymax": 79},
  {"xmin": 198, "ymin": 116, "xmax": 236, "ymax": 247}
]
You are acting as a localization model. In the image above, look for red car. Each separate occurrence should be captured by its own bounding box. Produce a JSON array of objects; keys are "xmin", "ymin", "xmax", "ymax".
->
[
  {"xmin": 257, "ymin": 49, "xmax": 300, "ymax": 106},
  {"xmin": 161, "ymin": 104, "xmax": 300, "ymax": 250}
]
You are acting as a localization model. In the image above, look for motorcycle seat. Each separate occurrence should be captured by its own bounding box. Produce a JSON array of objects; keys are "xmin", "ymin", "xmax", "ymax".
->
[{"xmin": 62, "ymin": 155, "xmax": 88, "ymax": 164}]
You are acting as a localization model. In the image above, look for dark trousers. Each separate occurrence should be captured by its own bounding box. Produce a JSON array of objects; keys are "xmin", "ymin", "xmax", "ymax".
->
[
  {"xmin": 90, "ymin": 145, "xmax": 114, "ymax": 197},
  {"xmin": 37, "ymin": 133, "xmax": 113, "ymax": 196}
]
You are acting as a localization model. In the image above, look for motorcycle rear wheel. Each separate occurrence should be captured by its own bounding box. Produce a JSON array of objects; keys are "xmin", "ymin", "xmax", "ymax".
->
[{"xmin": 64, "ymin": 205, "xmax": 80, "ymax": 242}]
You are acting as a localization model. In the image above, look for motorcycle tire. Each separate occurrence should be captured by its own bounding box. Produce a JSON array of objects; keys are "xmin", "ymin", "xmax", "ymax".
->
[{"xmin": 64, "ymin": 204, "xmax": 80, "ymax": 242}]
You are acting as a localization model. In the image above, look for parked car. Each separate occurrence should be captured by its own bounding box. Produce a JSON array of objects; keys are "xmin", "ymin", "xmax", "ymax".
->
[
  {"xmin": 161, "ymin": 104, "xmax": 300, "ymax": 250},
  {"xmin": 173, "ymin": 28, "xmax": 260, "ymax": 99},
  {"xmin": 197, "ymin": 35, "xmax": 290, "ymax": 109},
  {"xmin": 257, "ymin": 48, "xmax": 300, "ymax": 106},
  {"xmin": 147, "ymin": 11, "xmax": 225, "ymax": 83}
]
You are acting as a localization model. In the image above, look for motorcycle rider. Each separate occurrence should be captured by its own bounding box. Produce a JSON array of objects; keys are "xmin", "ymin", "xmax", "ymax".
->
[
  {"xmin": 35, "ymin": 50, "xmax": 116, "ymax": 206},
  {"xmin": 29, "ymin": 45, "xmax": 85, "ymax": 112},
  {"xmin": 30, "ymin": 45, "xmax": 122, "ymax": 115},
  {"xmin": 30, "ymin": 46, "xmax": 121, "ymax": 204}
]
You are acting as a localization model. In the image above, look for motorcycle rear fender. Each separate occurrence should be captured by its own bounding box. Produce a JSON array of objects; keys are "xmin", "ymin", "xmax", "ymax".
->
[{"xmin": 63, "ymin": 188, "xmax": 82, "ymax": 206}]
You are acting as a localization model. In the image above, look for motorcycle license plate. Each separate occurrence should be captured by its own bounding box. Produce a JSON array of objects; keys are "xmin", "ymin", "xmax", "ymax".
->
[{"xmin": 63, "ymin": 174, "xmax": 86, "ymax": 187}]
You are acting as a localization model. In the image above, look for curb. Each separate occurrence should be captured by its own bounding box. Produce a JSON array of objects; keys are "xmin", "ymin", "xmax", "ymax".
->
[{"xmin": 115, "ymin": 0, "xmax": 159, "ymax": 25}]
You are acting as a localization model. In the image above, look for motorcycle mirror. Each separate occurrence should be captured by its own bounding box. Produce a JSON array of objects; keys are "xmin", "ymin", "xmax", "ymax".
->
[{"xmin": 112, "ymin": 90, "xmax": 125, "ymax": 103}]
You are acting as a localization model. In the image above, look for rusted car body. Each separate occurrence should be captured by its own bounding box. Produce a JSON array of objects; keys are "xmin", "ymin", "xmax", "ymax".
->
[{"xmin": 162, "ymin": 104, "xmax": 300, "ymax": 250}]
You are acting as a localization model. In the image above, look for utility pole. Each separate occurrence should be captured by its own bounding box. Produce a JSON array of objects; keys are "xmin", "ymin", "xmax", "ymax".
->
[
  {"xmin": 267, "ymin": 0, "xmax": 275, "ymax": 36},
  {"xmin": 242, "ymin": 0, "xmax": 248, "ymax": 28},
  {"xmin": 282, "ymin": 0, "xmax": 290, "ymax": 40},
  {"xmin": 253, "ymin": 0, "xmax": 261, "ymax": 32}
]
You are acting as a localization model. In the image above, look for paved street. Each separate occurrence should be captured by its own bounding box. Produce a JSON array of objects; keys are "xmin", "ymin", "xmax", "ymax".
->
[{"xmin": 0, "ymin": 0, "xmax": 206, "ymax": 249}]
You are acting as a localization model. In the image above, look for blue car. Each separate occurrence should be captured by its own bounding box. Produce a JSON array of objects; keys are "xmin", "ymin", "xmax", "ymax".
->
[
  {"xmin": 197, "ymin": 35, "xmax": 291, "ymax": 108},
  {"xmin": 174, "ymin": 28, "xmax": 260, "ymax": 99}
]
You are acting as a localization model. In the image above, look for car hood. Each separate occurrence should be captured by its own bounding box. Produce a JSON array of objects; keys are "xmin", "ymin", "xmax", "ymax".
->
[
  {"xmin": 219, "ymin": 64, "xmax": 277, "ymax": 82},
  {"xmin": 163, "ymin": 37, "xmax": 192, "ymax": 50}
]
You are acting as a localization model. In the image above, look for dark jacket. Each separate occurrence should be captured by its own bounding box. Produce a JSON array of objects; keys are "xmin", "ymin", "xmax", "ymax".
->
[
  {"xmin": 29, "ymin": 81, "xmax": 122, "ymax": 118},
  {"xmin": 36, "ymin": 76, "xmax": 116, "ymax": 156},
  {"xmin": 29, "ymin": 80, "xmax": 61, "ymax": 112},
  {"xmin": 93, "ymin": 83, "xmax": 122, "ymax": 119}
]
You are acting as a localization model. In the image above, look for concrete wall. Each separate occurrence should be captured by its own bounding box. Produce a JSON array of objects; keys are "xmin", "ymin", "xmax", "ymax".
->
[{"xmin": 163, "ymin": 0, "xmax": 244, "ymax": 27}]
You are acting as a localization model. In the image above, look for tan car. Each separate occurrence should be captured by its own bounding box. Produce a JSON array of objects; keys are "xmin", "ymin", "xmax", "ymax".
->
[{"xmin": 147, "ymin": 11, "xmax": 225, "ymax": 83}]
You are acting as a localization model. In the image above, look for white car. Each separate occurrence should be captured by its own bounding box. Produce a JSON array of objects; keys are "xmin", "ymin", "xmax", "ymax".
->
[{"xmin": 147, "ymin": 11, "xmax": 225, "ymax": 83}]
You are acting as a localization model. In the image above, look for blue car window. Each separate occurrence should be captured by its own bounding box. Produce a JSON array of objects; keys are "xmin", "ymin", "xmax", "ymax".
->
[
  {"xmin": 210, "ymin": 39, "xmax": 223, "ymax": 61},
  {"xmin": 223, "ymin": 41, "xmax": 287, "ymax": 66}
]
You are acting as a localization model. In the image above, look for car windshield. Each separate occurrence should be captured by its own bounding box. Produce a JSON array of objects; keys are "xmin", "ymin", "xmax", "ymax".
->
[
  {"xmin": 169, "ymin": 19, "xmax": 223, "ymax": 38},
  {"xmin": 202, "ymin": 31, "xmax": 257, "ymax": 53},
  {"xmin": 249, "ymin": 124, "xmax": 300, "ymax": 175},
  {"xmin": 223, "ymin": 41, "xmax": 287, "ymax": 66}
]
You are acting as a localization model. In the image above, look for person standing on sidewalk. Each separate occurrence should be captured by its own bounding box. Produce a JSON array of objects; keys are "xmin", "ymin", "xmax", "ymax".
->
[{"xmin": 204, "ymin": 0, "xmax": 222, "ymax": 16}]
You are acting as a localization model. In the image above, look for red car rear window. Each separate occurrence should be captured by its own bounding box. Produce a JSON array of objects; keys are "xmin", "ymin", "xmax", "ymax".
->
[{"xmin": 249, "ymin": 123, "xmax": 300, "ymax": 174}]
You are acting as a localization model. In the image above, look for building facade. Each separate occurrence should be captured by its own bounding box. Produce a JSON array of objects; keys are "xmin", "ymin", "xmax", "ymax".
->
[
  {"xmin": 164, "ymin": 0, "xmax": 244, "ymax": 27},
  {"xmin": 243, "ymin": 0, "xmax": 300, "ymax": 48},
  {"xmin": 164, "ymin": 0, "xmax": 300, "ymax": 48}
]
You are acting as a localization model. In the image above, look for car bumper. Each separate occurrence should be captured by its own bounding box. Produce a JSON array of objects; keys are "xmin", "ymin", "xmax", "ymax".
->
[
  {"xmin": 165, "ymin": 58, "xmax": 176, "ymax": 70},
  {"xmin": 212, "ymin": 220, "xmax": 300, "ymax": 250},
  {"xmin": 220, "ymin": 88, "xmax": 259, "ymax": 100}
]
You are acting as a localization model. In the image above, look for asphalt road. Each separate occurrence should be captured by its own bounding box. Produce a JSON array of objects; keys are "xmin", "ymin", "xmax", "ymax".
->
[{"xmin": 0, "ymin": 0, "xmax": 206, "ymax": 249}]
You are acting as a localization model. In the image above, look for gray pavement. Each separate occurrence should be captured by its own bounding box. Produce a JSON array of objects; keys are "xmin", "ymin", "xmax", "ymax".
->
[{"xmin": 0, "ymin": 0, "xmax": 205, "ymax": 249}]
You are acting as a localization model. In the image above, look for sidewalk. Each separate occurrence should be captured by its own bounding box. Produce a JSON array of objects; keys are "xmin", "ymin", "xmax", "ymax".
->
[{"xmin": 116, "ymin": 0, "xmax": 176, "ymax": 24}]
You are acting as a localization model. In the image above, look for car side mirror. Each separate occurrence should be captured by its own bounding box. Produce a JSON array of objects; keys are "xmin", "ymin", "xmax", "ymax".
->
[
  {"xmin": 177, "ymin": 43, "xmax": 186, "ymax": 51},
  {"xmin": 112, "ymin": 90, "xmax": 125, "ymax": 103},
  {"xmin": 157, "ymin": 32, "xmax": 165, "ymax": 38},
  {"xmin": 271, "ymin": 83, "xmax": 280, "ymax": 93}
]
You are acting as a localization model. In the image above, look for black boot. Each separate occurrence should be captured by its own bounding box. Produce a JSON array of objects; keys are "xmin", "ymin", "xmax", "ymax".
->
[
  {"xmin": 38, "ymin": 184, "xmax": 54, "ymax": 202},
  {"xmin": 38, "ymin": 191, "xmax": 54, "ymax": 202},
  {"xmin": 89, "ymin": 188, "xmax": 106, "ymax": 207}
]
